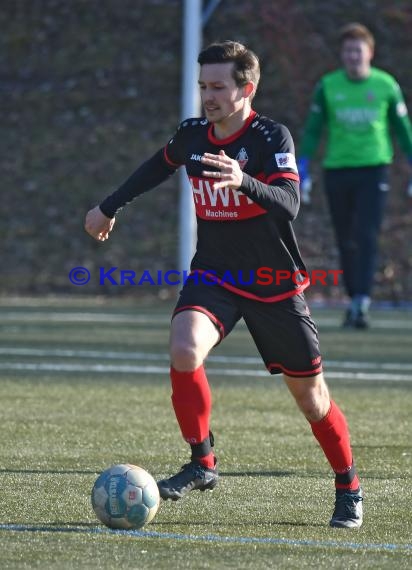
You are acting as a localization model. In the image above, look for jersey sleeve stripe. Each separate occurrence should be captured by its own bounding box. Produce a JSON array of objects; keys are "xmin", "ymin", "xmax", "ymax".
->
[
  {"xmin": 267, "ymin": 172, "xmax": 300, "ymax": 184},
  {"xmin": 163, "ymin": 146, "xmax": 181, "ymax": 167}
]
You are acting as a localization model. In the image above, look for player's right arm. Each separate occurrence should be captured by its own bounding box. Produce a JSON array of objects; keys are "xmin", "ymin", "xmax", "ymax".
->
[
  {"xmin": 299, "ymin": 81, "xmax": 327, "ymax": 158},
  {"xmin": 98, "ymin": 149, "xmax": 177, "ymax": 219},
  {"xmin": 297, "ymin": 81, "xmax": 327, "ymax": 204},
  {"xmin": 84, "ymin": 124, "xmax": 186, "ymax": 241}
]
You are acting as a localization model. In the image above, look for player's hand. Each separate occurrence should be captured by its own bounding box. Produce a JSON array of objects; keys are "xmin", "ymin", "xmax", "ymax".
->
[
  {"xmin": 201, "ymin": 150, "xmax": 243, "ymax": 190},
  {"xmin": 84, "ymin": 206, "xmax": 115, "ymax": 241}
]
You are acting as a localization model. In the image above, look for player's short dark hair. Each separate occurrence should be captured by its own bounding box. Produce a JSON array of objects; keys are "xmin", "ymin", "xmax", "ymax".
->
[
  {"xmin": 339, "ymin": 23, "xmax": 375, "ymax": 50},
  {"xmin": 198, "ymin": 40, "xmax": 260, "ymax": 96}
]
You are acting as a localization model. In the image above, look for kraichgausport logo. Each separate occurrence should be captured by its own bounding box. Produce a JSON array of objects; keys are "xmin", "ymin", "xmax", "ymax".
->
[{"xmin": 68, "ymin": 267, "xmax": 343, "ymax": 287}]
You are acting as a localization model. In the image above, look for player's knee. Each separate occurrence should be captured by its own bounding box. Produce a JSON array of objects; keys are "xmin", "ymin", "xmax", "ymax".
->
[
  {"xmin": 170, "ymin": 342, "xmax": 203, "ymax": 371},
  {"xmin": 298, "ymin": 394, "xmax": 329, "ymax": 422},
  {"xmin": 290, "ymin": 379, "xmax": 330, "ymax": 421}
]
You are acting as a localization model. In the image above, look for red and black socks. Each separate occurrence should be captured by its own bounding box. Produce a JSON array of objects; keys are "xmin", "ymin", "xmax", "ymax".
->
[
  {"xmin": 310, "ymin": 399, "xmax": 360, "ymax": 491},
  {"xmin": 170, "ymin": 365, "xmax": 216, "ymax": 469}
]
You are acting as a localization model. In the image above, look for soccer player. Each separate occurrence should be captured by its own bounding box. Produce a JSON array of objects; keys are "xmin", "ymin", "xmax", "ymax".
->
[
  {"xmin": 298, "ymin": 23, "xmax": 412, "ymax": 329},
  {"xmin": 85, "ymin": 40, "xmax": 363, "ymax": 528}
]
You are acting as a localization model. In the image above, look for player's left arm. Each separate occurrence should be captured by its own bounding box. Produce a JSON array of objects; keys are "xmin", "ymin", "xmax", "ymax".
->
[
  {"xmin": 388, "ymin": 81, "xmax": 412, "ymax": 160},
  {"xmin": 239, "ymin": 172, "xmax": 299, "ymax": 220},
  {"xmin": 388, "ymin": 82, "xmax": 412, "ymax": 195},
  {"xmin": 201, "ymin": 125, "xmax": 300, "ymax": 220}
]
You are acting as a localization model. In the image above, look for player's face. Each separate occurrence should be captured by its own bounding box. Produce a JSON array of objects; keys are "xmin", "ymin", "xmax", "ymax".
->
[
  {"xmin": 198, "ymin": 62, "xmax": 249, "ymax": 125},
  {"xmin": 341, "ymin": 39, "xmax": 373, "ymax": 79}
]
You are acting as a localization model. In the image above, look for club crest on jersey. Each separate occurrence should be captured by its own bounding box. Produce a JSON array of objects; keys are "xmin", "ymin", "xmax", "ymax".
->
[
  {"xmin": 274, "ymin": 152, "xmax": 297, "ymax": 171},
  {"xmin": 236, "ymin": 147, "xmax": 249, "ymax": 170}
]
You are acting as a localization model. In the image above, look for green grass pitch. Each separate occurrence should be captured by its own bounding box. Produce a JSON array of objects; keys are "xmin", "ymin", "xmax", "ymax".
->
[{"xmin": 0, "ymin": 297, "xmax": 411, "ymax": 569}]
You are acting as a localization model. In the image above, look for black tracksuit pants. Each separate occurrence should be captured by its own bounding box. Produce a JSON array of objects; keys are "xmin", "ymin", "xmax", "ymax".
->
[{"xmin": 323, "ymin": 165, "xmax": 389, "ymax": 298}]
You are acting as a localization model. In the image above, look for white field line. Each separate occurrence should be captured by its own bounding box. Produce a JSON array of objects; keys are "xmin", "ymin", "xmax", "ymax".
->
[
  {"xmin": 0, "ymin": 347, "xmax": 411, "ymax": 372},
  {"xmin": 0, "ymin": 523, "xmax": 411, "ymax": 552},
  {"xmin": 0, "ymin": 312, "xmax": 170, "ymax": 324},
  {"xmin": 1, "ymin": 311, "xmax": 412, "ymax": 329},
  {"xmin": 1, "ymin": 361, "xmax": 412, "ymax": 382}
]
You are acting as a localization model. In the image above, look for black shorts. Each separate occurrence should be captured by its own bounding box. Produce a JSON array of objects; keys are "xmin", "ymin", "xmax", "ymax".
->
[{"xmin": 173, "ymin": 279, "xmax": 322, "ymax": 378}]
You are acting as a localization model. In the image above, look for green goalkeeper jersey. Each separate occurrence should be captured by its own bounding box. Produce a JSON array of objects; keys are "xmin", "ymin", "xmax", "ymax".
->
[{"xmin": 299, "ymin": 67, "xmax": 412, "ymax": 168}]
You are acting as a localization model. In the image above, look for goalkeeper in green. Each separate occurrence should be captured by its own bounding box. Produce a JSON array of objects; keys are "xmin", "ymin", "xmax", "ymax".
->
[{"xmin": 298, "ymin": 22, "xmax": 412, "ymax": 328}]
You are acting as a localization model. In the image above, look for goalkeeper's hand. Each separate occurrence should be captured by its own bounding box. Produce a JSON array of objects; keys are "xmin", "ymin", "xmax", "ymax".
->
[{"xmin": 297, "ymin": 157, "xmax": 312, "ymax": 205}]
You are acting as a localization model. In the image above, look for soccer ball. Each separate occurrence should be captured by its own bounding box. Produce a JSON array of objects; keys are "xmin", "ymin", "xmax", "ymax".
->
[{"xmin": 91, "ymin": 463, "xmax": 160, "ymax": 530}]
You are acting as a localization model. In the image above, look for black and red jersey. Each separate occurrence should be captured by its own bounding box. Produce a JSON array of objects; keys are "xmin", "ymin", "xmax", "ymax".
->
[{"xmin": 100, "ymin": 110, "xmax": 308, "ymax": 301}]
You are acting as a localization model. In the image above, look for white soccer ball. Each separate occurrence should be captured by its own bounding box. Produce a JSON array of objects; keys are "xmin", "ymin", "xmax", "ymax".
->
[{"xmin": 91, "ymin": 463, "xmax": 160, "ymax": 529}]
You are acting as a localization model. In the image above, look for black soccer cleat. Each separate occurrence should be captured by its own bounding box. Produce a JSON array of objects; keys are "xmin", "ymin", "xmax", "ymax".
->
[
  {"xmin": 353, "ymin": 310, "xmax": 369, "ymax": 329},
  {"xmin": 330, "ymin": 488, "xmax": 363, "ymax": 528},
  {"xmin": 157, "ymin": 460, "xmax": 219, "ymax": 501},
  {"xmin": 342, "ymin": 309, "xmax": 355, "ymax": 329},
  {"xmin": 342, "ymin": 309, "xmax": 369, "ymax": 330}
]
